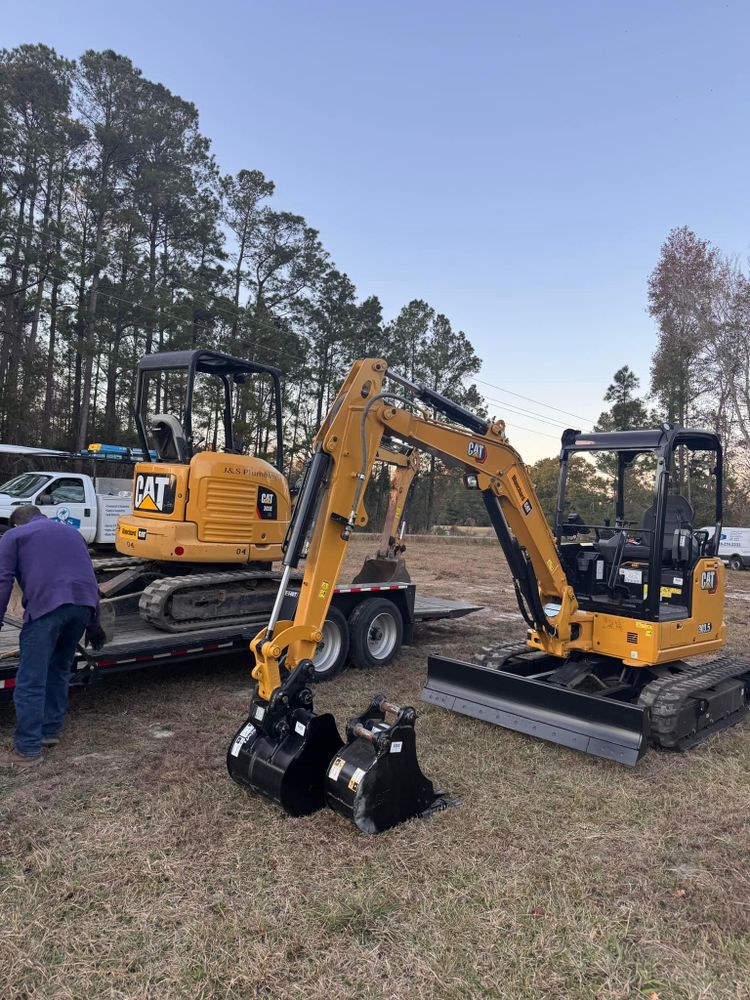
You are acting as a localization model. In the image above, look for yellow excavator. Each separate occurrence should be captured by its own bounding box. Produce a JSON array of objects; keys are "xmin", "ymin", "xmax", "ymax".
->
[
  {"xmin": 227, "ymin": 357, "xmax": 748, "ymax": 833},
  {"xmin": 103, "ymin": 350, "xmax": 416, "ymax": 634}
]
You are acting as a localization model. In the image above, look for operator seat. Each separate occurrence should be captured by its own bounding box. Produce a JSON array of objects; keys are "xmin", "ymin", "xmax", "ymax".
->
[
  {"xmin": 148, "ymin": 414, "xmax": 191, "ymax": 464},
  {"xmin": 598, "ymin": 495, "xmax": 695, "ymax": 566}
]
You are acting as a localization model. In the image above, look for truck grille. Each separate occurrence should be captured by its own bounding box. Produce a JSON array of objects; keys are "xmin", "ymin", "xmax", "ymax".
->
[{"xmin": 197, "ymin": 478, "xmax": 259, "ymax": 543}]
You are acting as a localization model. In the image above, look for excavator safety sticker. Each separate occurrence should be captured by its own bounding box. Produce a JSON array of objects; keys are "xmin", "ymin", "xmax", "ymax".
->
[
  {"xmin": 294, "ymin": 721, "xmax": 306, "ymax": 736},
  {"xmin": 318, "ymin": 581, "xmax": 330, "ymax": 599},
  {"xmin": 328, "ymin": 756, "xmax": 346, "ymax": 781},
  {"xmin": 389, "ymin": 741, "xmax": 403, "ymax": 754},
  {"xmin": 230, "ymin": 722, "xmax": 256, "ymax": 757},
  {"xmin": 348, "ymin": 767, "xmax": 366, "ymax": 791}
]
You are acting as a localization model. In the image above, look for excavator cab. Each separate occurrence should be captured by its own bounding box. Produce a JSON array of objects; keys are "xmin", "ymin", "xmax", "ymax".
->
[
  {"xmin": 553, "ymin": 427, "xmax": 723, "ymax": 624},
  {"xmin": 116, "ymin": 350, "xmax": 291, "ymax": 567}
]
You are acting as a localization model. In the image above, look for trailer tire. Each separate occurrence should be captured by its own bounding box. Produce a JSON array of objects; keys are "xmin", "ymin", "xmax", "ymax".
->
[
  {"xmin": 729, "ymin": 555, "xmax": 744, "ymax": 571},
  {"xmin": 348, "ymin": 598, "xmax": 403, "ymax": 670},
  {"xmin": 311, "ymin": 607, "xmax": 350, "ymax": 682}
]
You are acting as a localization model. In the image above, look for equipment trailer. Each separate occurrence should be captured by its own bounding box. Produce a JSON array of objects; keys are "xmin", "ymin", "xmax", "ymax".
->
[{"xmin": 0, "ymin": 580, "xmax": 480, "ymax": 703}]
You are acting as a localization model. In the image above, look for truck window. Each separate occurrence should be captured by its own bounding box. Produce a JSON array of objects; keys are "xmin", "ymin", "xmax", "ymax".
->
[
  {"xmin": 46, "ymin": 478, "xmax": 86, "ymax": 504},
  {"xmin": 0, "ymin": 473, "xmax": 53, "ymax": 498}
]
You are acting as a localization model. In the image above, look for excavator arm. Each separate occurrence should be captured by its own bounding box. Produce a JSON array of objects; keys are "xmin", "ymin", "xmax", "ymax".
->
[
  {"xmin": 227, "ymin": 357, "xmax": 584, "ymax": 830},
  {"xmin": 250, "ymin": 358, "xmax": 577, "ymax": 702}
]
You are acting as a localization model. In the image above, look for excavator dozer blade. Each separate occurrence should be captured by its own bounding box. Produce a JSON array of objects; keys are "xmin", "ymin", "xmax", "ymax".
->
[
  {"xmin": 352, "ymin": 556, "xmax": 411, "ymax": 585},
  {"xmin": 422, "ymin": 655, "xmax": 649, "ymax": 766},
  {"xmin": 325, "ymin": 696, "xmax": 449, "ymax": 833},
  {"xmin": 227, "ymin": 708, "xmax": 344, "ymax": 817}
]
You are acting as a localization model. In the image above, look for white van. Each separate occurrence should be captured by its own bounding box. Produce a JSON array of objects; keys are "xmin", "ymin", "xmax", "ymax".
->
[{"xmin": 700, "ymin": 526, "xmax": 750, "ymax": 571}]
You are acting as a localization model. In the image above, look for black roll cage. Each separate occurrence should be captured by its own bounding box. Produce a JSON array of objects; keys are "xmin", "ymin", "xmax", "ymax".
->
[
  {"xmin": 134, "ymin": 350, "xmax": 284, "ymax": 472},
  {"xmin": 554, "ymin": 426, "xmax": 723, "ymax": 621}
]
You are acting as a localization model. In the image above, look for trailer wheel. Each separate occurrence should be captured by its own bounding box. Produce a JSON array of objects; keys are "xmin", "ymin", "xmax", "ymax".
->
[
  {"xmin": 348, "ymin": 598, "xmax": 403, "ymax": 670},
  {"xmin": 311, "ymin": 606, "xmax": 350, "ymax": 682},
  {"xmin": 729, "ymin": 555, "xmax": 744, "ymax": 572}
]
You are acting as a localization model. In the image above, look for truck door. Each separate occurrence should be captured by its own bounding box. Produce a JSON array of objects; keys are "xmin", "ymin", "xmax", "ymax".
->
[{"xmin": 36, "ymin": 477, "xmax": 95, "ymax": 542}]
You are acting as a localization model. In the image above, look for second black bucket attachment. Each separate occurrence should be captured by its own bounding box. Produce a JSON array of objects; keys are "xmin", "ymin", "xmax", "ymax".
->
[
  {"xmin": 324, "ymin": 696, "xmax": 447, "ymax": 833},
  {"xmin": 227, "ymin": 661, "xmax": 343, "ymax": 816},
  {"xmin": 352, "ymin": 556, "xmax": 411, "ymax": 584},
  {"xmin": 422, "ymin": 655, "xmax": 649, "ymax": 766}
]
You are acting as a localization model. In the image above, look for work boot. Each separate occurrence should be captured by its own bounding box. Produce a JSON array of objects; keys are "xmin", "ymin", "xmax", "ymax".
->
[{"xmin": 0, "ymin": 747, "xmax": 43, "ymax": 769}]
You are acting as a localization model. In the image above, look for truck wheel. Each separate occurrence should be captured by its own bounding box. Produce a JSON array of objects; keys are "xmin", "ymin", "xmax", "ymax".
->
[
  {"xmin": 311, "ymin": 606, "xmax": 350, "ymax": 682},
  {"xmin": 348, "ymin": 598, "xmax": 403, "ymax": 670},
  {"xmin": 729, "ymin": 555, "xmax": 744, "ymax": 571}
]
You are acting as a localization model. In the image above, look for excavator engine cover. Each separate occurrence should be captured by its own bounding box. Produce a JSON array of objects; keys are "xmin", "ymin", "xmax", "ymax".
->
[
  {"xmin": 324, "ymin": 696, "xmax": 447, "ymax": 833},
  {"xmin": 227, "ymin": 666, "xmax": 343, "ymax": 816}
]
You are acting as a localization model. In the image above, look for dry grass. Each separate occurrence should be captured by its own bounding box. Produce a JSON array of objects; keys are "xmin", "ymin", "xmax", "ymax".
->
[{"xmin": 2, "ymin": 538, "xmax": 750, "ymax": 999}]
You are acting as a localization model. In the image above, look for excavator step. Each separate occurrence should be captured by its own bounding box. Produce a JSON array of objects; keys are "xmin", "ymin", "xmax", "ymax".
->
[{"xmin": 422, "ymin": 654, "xmax": 649, "ymax": 766}]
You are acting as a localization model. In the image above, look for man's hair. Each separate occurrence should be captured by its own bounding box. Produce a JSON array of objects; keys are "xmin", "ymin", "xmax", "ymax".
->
[{"xmin": 9, "ymin": 505, "xmax": 45, "ymax": 528}]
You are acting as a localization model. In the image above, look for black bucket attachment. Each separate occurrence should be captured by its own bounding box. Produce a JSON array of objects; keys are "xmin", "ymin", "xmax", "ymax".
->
[
  {"xmin": 324, "ymin": 695, "xmax": 447, "ymax": 833},
  {"xmin": 352, "ymin": 556, "xmax": 411, "ymax": 585},
  {"xmin": 227, "ymin": 661, "xmax": 343, "ymax": 816},
  {"xmin": 422, "ymin": 655, "xmax": 649, "ymax": 766}
]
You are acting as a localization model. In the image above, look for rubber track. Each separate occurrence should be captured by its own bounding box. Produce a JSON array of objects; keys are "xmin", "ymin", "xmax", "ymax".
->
[
  {"xmin": 638, "ymin": 655, "xmax": 750, "ymax": 749},
  {"xmin": 473, "ymin": 640, "xmax": 533, "ymax": 667},
  {"xmin": 139, "ymin": 570, "xmax": 286, "ymax": 633}
]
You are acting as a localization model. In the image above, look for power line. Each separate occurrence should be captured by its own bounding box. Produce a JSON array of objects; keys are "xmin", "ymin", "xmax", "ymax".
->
[
  {"xmin": 478, "ymin": 390, "xmax": 589, "ymax": 430},
  {"xmin": 472, "ymin": 375, "xmax": 597, "ymax": 426}
]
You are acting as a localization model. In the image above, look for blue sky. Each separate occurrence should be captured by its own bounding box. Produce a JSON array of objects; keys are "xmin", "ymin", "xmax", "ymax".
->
[{"xmin": 6, "ymin": 1, "xmax": 749, "ymax": 458}]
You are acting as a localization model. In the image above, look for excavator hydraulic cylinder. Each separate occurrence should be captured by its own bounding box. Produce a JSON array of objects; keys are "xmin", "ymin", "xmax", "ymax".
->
[{"xmin": 324, "ymin": 696, "xmax": 447, "ymax": 833}]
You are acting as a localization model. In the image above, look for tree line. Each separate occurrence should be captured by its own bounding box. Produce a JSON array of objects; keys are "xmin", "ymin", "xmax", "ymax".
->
[
  {"xmin": 0, "ymin": 45, "xmax": 484, "ymax": 530},
  {"xmin": 2, "ymin": 46, "xmax": 747, "ymax": 533},
  {"xmin": 530, "ymin": 225, "xmax": 750, "ymax": 529}
]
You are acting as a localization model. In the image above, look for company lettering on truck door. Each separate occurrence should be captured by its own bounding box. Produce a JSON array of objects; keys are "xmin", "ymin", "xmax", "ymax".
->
[{"xmin": 134, "ymin": 474, "xmax": 176, "ymax": 513}]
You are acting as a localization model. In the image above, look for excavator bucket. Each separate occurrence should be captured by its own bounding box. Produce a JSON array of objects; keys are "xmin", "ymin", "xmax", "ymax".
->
[
  {"xmin": 324, "ymin": 696, "xmax": 448, "ymax": 833},
  {"xmin": 422, "ymin": 655, "xmax": 649, "ymax": 766},
  {"xmin": 227, "ymin": 706, "xmax": 343, "ymax": 816},
  {"xmin": 352, "ymin": 556, "xmax": 411, "ymax": 584}
]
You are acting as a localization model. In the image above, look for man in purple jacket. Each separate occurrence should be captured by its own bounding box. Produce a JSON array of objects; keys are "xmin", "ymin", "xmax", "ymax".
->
[{"xmin": 0, "ymin": 506, "xmax": 106, "ymax": 767}]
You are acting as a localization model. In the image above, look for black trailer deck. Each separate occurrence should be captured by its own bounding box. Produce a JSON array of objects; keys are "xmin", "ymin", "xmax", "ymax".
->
[{"xmin": 0, "ymin": 585, "xmax": 481, "ymax": 699}]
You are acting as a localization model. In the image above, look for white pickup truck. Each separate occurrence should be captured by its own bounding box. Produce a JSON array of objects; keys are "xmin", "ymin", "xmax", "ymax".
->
[{"xmin": 0, "ymin": 471, "xmax": 132, "ymax": 546}]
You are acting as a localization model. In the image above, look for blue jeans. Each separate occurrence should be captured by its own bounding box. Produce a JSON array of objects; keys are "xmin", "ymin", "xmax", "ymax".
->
[{"xmin": 14, "ymin": 604, "xmax": 91, "ymax": 756}]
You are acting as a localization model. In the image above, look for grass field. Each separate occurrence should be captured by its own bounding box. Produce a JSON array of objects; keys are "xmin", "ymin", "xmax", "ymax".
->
[{"xmin": 2, "ymin": 537, "xmax": 750, "ymax": 999}]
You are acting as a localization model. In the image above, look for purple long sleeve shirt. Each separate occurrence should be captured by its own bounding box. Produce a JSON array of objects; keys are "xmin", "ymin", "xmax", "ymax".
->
[{"xmin": 0, "ymin": 516, "xmax": 100, "ymax": 625}]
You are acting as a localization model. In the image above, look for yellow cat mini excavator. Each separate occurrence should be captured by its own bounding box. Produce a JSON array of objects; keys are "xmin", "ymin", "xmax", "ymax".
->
[
  {"xmin": 227, "ymin": 358, "xmax": 749, "ymax": 833},
  {"xmin": 104, "ymin": 350, "xmax": 415, "ymax": 635}
]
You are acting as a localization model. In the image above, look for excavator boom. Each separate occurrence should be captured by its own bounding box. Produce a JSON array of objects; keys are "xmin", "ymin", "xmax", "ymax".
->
[{"xmin": 227, "ymin": 358, "xmax": 587, "ymax": 829}]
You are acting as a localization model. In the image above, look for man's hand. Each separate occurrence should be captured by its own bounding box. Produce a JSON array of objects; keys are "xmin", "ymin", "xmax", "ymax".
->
[{"xmin": 85, "ymin": 623, "xmax": 107, "ymax": 651}]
